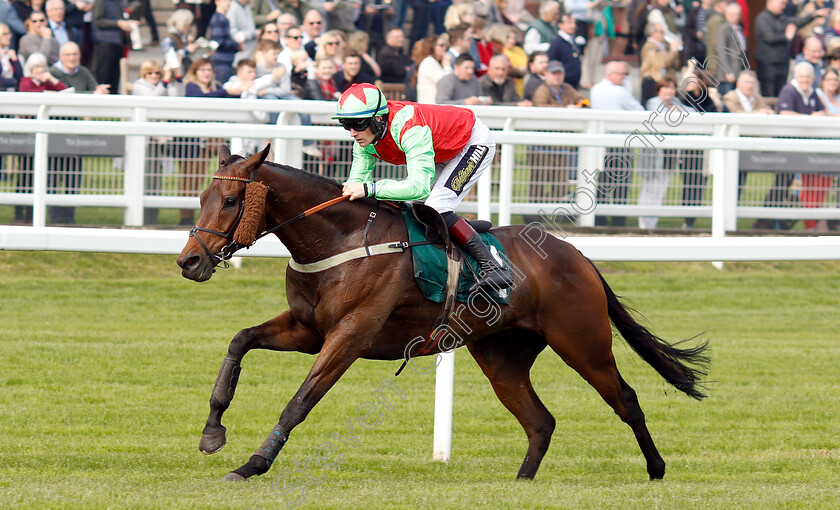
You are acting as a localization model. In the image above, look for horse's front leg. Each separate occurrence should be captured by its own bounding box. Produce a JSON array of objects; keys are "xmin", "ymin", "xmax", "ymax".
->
[
  {"xmin": 224, "ymin": 320, "xmax": 380, "ymax": 481},
  {"xmin": 200, "ymin": 310, "xmax": 321, "ymax": 455}
]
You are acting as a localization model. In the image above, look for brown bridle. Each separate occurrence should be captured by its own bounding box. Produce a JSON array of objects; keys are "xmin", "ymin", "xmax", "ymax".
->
[{"xmin": 188, "ymin": 172, "xmax": 350, "ymax": 269}]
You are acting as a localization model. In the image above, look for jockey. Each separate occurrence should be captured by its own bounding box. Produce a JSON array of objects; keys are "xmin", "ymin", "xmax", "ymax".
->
[{"xmin": 334, "ymin": 82, "xmax": 513, "ymax": 292}]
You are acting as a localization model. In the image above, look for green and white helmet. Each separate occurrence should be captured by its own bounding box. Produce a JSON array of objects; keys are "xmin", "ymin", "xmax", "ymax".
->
[{"xmin": 332, "ymin": 83, "xmax": 389, "ymax": 120}]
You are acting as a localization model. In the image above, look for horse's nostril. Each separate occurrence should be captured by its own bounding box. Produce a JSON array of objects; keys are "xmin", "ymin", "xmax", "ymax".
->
[{"xmin": 179, "ymin": 255, "xmax": 200, "ymax": 270}]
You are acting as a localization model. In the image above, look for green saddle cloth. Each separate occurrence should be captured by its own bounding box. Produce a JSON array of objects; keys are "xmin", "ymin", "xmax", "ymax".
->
[{"xmin": 401, "ymin": 207, "xmax": 511, "ymax": 304}]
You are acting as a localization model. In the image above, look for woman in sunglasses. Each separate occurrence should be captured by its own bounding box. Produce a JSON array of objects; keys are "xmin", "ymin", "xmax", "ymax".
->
[{"xmin": 334, "ymin": 82, "xmax": 513, "ymax": 292}]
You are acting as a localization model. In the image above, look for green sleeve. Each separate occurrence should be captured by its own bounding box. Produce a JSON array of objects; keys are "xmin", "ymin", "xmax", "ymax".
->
[
  {"xmin": 370, "ymin": 106, "xmax": 436, "ymax": 201},
  {"xmin": 345, "ymin": 142, "xmax": 375, "ymax": 184}
]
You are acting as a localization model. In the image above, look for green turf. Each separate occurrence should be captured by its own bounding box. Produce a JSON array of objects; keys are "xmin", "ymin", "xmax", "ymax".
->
[{"xmin": 1, "ymin": 252, "xmax": 839, "ymax": 509}]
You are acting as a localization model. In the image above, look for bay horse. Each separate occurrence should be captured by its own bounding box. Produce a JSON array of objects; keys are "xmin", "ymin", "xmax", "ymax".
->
[{"xmin": 176, "ymin": 145, "xmax": 709, "ymax": 482}]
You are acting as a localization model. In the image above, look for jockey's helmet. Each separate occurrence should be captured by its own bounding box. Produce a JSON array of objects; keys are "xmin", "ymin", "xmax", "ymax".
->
[{"xmin": 333, "ymin": 83, "xmax": 389, "ymax": 136}]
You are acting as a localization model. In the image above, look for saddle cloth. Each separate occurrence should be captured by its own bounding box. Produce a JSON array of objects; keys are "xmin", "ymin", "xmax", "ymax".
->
[{"xmin": 401, "ymin": 205, "xmax": 511, "ymax": 305}]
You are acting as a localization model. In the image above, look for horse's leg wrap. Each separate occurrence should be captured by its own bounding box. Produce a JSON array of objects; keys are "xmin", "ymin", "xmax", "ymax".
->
[
  {"xmin": 200, "ymin": 356, "xmax": 241, "ymax": 454},
  {"xmin": 230, "ymin": 424, "xmax": 289, "ymax": 479},
  {"xmin": 211, "ymin": 356, "xmax": 241, "ymax": 408}
]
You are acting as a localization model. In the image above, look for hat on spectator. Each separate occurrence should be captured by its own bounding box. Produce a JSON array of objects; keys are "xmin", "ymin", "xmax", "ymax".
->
[{"xmin": 547, "ymin": 60, "xmax": 565, "ymax": 73}]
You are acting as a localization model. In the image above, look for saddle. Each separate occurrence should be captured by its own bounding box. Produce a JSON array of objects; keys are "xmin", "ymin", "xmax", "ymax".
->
[{"xmin": 400, "ymin": 203, "xmax": 511, "ymax": 305}]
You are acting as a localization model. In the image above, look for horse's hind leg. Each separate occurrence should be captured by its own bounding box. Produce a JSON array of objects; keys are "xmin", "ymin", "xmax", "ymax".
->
[
  {"xmin": 549, "ymin": 326, "xmax": 666, "ymax": 480},
  {"xmin": 467, "ymin": 331, "xmax": 554, "ymax": 480},
  {"xmin": 200, "ymin": 310, "xmax": 321, "ymax": 455}
]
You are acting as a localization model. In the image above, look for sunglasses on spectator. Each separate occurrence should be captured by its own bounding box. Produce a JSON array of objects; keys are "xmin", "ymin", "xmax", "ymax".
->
[
  {"xmin": 31, "ymin": 18, "xmax": 47, "ymax": 22},
  {"xmin": 286, "ymin": 34, "xmax": 302, "ymax": 39},
  {"xmin": 338, "ymin": 118, "xmax": 371, "ymax": 131},
  {"xmin": 263, "ymin": 29, "xmax": 278, "ymax": 34},
  {"xmin": 147, "ymin": 71, "xmax": 161, "ymax": 75},
  {"xmin": 308, "ymin": 20, "xmax": 322, "ymax": 25}
]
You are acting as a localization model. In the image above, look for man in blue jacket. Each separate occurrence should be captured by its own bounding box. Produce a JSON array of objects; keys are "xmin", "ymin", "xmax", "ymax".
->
[{"xmin": 547, "ymin": 12, "xmax": 582, "ymax": 89}]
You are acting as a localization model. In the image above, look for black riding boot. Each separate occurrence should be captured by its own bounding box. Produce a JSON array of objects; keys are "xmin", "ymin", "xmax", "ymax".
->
[{"xmin": 446, "ymin": 214, "xmax": 513, "ymax": 292}]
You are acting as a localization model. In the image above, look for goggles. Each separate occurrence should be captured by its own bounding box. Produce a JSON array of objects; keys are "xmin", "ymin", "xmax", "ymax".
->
[{"xmin": 338, "ymin": 117, "xmax": 372, "ymax": 131}]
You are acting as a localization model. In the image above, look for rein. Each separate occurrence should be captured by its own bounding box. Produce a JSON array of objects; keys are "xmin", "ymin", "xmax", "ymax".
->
[{"xmin": 188, "ymin": 172, "xmax": 350, "ymax": 269}]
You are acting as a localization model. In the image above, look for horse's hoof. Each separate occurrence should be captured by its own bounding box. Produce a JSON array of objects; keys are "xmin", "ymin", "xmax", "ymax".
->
[
  {"xmin": 199, "ymin": 428, "xmax": 227, "ymax": 455},
  {"xmin": 222, "ymin": 472, "xmax": 247, "ymax": 482}
]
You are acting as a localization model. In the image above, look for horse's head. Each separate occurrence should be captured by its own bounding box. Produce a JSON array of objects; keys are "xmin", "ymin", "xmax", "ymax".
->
[{"xmin": 177, "ymin": 144, "xmax": 271, "ymax": 281}]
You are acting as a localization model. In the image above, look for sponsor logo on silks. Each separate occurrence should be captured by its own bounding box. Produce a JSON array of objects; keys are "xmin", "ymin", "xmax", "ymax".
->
[{"xmin": 444, "ymin": 145, "xmax": 488, "ymax": 195}]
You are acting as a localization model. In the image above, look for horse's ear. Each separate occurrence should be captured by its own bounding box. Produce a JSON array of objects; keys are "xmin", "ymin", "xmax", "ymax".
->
[
  {"xmin": 219, "ymin": 145, "xmax": 231, "ymax": 166},
  {"xmin": 241, "ymin": 144, "xmax": 271, "ymax": 177}
]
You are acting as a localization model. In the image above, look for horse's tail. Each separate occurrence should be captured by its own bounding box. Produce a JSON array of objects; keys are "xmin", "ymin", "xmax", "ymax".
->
[{"xmin": 588, "ymin": 259, "xmax": 710, "ymax": 400}]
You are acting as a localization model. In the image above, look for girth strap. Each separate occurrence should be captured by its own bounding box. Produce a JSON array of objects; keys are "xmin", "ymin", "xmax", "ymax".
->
[{"xmin": 288, "ymin": 242, "xmax": 406, "ymax": 273}]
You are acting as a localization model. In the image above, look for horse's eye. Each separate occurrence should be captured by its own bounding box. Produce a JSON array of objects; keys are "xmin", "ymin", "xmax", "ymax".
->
[{"xmin": 224, "ymin": 197, "xmax": 237, "ymax": 208}]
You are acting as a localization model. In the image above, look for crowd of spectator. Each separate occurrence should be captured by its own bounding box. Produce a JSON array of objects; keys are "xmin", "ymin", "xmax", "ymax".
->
[{"xmin": 2, "ymin": 0, "xmax": 840, "ymax": 229}]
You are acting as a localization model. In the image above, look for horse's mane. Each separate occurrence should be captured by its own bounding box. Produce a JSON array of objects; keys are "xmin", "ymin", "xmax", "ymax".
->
[{"xmin": 224, "ymin": 153, "xmax": 342, "ymax": 192}]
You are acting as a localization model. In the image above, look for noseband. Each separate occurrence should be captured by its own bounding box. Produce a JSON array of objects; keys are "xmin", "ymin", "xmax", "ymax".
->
[{"xmin": 188, "ymin": 172, "xmax": 350, "ymax": 269}]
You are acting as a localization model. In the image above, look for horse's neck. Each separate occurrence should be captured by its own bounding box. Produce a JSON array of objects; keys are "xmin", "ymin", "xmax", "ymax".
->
[{"xmin": 263, "ymin": 168, "xmax": 368, "ymax": 263}]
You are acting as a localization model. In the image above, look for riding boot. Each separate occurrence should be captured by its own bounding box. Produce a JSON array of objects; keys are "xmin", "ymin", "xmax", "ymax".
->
[{"xmin": 447, "ymin": 215, "xmax": 513, "ymax": 292}]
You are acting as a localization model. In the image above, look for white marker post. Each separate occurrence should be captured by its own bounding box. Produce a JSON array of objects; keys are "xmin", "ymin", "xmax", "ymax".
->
[{"xmin": 432, "ymin": 350, "xmax": 455, "ymax": 461}]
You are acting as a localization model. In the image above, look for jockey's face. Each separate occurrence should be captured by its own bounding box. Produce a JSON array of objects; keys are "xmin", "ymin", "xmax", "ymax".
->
[{"xmin": 349, "ymin": 120, "xmax": 377, "ymax": 147}]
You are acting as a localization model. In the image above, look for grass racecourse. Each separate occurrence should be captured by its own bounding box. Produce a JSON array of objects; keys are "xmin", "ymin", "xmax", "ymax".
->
[{"xmin": 1, "ymin": 251, "xmax": 839, "ymax": 509}]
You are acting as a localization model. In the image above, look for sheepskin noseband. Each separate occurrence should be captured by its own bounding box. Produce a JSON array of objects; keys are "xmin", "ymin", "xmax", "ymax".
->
[{"xmin": 233, "ymin": 180, "xmax": 269, "ymax": 246}]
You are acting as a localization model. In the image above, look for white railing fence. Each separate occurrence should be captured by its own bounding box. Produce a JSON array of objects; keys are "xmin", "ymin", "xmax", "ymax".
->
[{"xmin": 2, "ymin": 92, "xmax": 840, "ymax": 234}]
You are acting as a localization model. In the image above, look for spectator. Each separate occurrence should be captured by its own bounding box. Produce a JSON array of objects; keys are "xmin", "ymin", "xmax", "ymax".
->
[
  {"xmin": 223, "ymin": 57, "xmax": 270, "ymax": 123},
  {"xmin": 406, "ymin": 0, "xmax": 432, "ymax": 50},
  {"xmin": 313, "ymin": 29, "xmax": 344, "ymax": 71},
  {"xmin": 817, "ymin": 66, "xmax": 840, "ymax": 230},
  {"xmin": 377, "ymin": 27, "xmax": 411, "ymax": 83},
  {"xmin": 564, "ymin": 0, "xmax": 592, "ymax": 48},
  {"xmin": 776, "ymin": 61, "xmax": 826, "ymax": 230},
  {"xmin": 300, "ymin": 8, "xmax": 322, "ymax": 50},
  {"xmin": 478, "ymin": 54, "xmax": 531, "ymax": 105},
  {"xmin": 827, "ymin": 46, "xmax": 840, "ymax": 73},
  {"xmin": 702, "ymin": 0, "xmax": 726, "ymax": 78},
  {"xmin": 722, "ymin": 69, "xmax": 773, "ymax": 113},
  {"xmin": 138, "ymin": 0, "xmax": 159, "ymax": 46},
  {"xmin": 50, "ymin": 40, "xmax": 108, "ymax": 92},
  {"xmin": 547, "ymin": 12, "xmax": 582, "ymax": 89},
  {"xmin": 590, "ymin": 61, "xmax": 644, "ymax": 227},
  {"xmin": 45, "ymin": 0, "xmax": 79, "ymax": 47},
  {"xmin": 132, "ymin": 59, "xmax": 172, "ymax": 225},
  {"xmin": 279, "ymin": 0, "xmax": 310, "ymax": 31},
  {"xmin": 347, "ymin": 30, "xmax": 380, "ymax": 80},
  {"xmin": 754, "ymin": 0, "xmax": 827, "ymax": 98},
  {"xmin": 14, "ymin": 52, "xmax": 66, "ymax": 224},
  {"xmin": 19, "ymin": 51, "xmax": 63, "ymax": 89},
  {"xmin": 579, "ymin": 0, "xmax": 610, "ymax": 89},
  {"xmin": 522, "ymin": 50, "xmax": 547, "ymax": 101},
  {"xmin": 174, "ymin": 58, "xmax": 229, "ymax": 225},
  {"xmin": 304, "ymin": 56, "xmax": 339, "ymax": 100},
  {"xmin": 523, "ymin": 0, "xmax": 559, "ymax": 55},
  {"xmin": 250, "ymin": 0, "xmax": 281, "ymax": 28},
  {"xmin": 227, "ymin": 0, "xmax": 257, "ymax": 64},
  {"xmin": 794, "ymin": 36, "xmax": 825, "ymax": 88},
  {"xmin": 684, "ymin": 0, "xmax": 712, "ymax": 64},
  {"xmin": 209, "ymin": 0, "xmax": 240, "ymax": 83},
  {"xmin": 532, "ymin": 60, "xmax": 585, "ymax": 106},
  {"xmin": 275, "ymin": 12, "xmax": 295, "ymax": 38},
  {"xmin": 48, "ymin": 41, "xmax": 107, "ymax": 223},
  {"xmin": 0, "ymin": 0, "xmax": 26, "ymax": 47},
  {"xmin": 278, "ymin": 24, "xmax": 311, "ymax": 78},
  {"xmin": 257, "ymin": 21, "xmax": 279, "ymax": 42},
  {"xmin": 679, "ymin": 69, "xmax": 718, "ymax": 229},
  {"xmin": 162, "ymin": 9, "xmax": 199, "ymax": 81},
  {"xmin": 12, "ymin": 0, "xmax": 45, "ymax": 24},
  {"xmin": 824, "ymin": 9, "xmax": 840, "ymax": 49},
  {"xmin": 648, "ymin": 0, "xmax": 682, "ymax": 50},
  {"xmin": 91, "ymin": 0, "xmax": 137, "ymax": 93},
  {"xmin": 445, "ymin": 23, "xmax": 473, "ymax": 70},
  {"xmin": 19, "ymin": 11, "xmax": 59, "ymax": 64},
  {"xmin": 488, "ymin": 23, "xmax": 527, "ymax": 95},
  {"xmin": 714, "ymin": 1, "xmax": 748, "ymax": 95},
  {"xmin": 443, "ymin": 2, "xmax": 474, "ymax": 31},
  {"xmin": 0, "ymin": 22, "xmax": 23, "ymax": 90},
  {"xmin": 435, "ymin": 52, "xmax": 484, "ymax": 104},
  {"xmin": 355, "ymin": 0, "xmax": 394, "ymax": 55},
  {"xmin": 640, "ymin": 22, "xmax": 680, "ymax": 105},
  {"xmin": 817, "ymin": 66, "xmax": 840, "ymax": 114},
  {"xmin": 287, "ymin": 47, "xmax": 309, "ymax": 96},
  {"xmin": 640, "ymin": 76, "xmax": 684, "ymax": 229},
  {"xmin": 473, "ymin": 0, "xmax": 510, "ymax": 26},
  {"xmin": 323, "ymin": 0, "xmax": 359, "ymax": 34},
  {"xmin": 413, "ymin": 33, "xmax": 448, "ymax": 104},
  {"xmin": 333, "ymin": 49, "xmax": 375, "ymax": 92},
  {"xmin": 528, "ymin": 59, "xmax": 584, "ymax": 203},
  {"xmin": 471, "ymin": 17, "xmax": 492, "ymax": 76}
]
